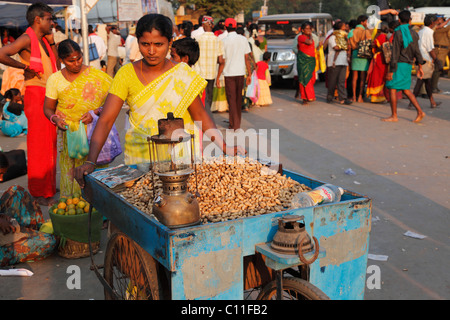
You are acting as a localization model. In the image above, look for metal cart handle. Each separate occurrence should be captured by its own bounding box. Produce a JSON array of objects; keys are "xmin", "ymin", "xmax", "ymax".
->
[{"xmin": 298, "ymin": 236, "xmax": 320, "ymax": 265}]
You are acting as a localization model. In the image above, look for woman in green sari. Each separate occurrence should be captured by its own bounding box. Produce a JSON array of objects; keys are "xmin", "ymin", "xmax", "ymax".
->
[
  {"xmin": 296, "ymin": 22, "xmax": 317, "ymax": 105},
  {"xmin": 75, "ymin": 14, "xmax": 245, "ymax": 188},
  {"xmin": 44, "ymin": 39, "xmax": 113, "ymax": 197}
]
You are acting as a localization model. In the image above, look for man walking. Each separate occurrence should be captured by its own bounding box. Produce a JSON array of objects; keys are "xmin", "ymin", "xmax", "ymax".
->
[
  {"xmin": 222, "ymin": 18, "xmax": 251, "ymax": 130},
  {"xmin": 88, "ymin": 24, "xmax": 107, "ymax": 70},
  {"xmin": 0, "ymin": 2, "xmax": 58, "ymax": 205},
  {"xmin": 431, "ymin": 16, "xmax": 450, "ymax": 93},
  {"xmin": 382, "ymin": 10, "xmax": 425, "ymax": 123},
  {"xmin": 106, "ymin": 25, "xmax": 122, "ymax": 77},
  {"xmin": 195, "ymin": 16, "xmax": 225, "ymax": 119},
  {"xmin": 412, "ymin": 14, "xmax": 440, "ymax": 108}
]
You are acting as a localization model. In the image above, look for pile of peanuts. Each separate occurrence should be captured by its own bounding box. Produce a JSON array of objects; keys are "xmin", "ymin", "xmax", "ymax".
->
[{"xmin": 119, "ymin": 157, "xmax": 311, "ymax": 223}]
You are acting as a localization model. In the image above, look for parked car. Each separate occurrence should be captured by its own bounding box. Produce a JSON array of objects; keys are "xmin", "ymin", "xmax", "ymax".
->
[{"xmin": 257, "ymin": 13, "xmax": 333, "ymax": 82}]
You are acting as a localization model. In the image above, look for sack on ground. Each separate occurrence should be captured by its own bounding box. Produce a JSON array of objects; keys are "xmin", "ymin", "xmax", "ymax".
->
[
  {"xmin": 0, "ymin": 149, "xmax": 27, "ymax": 182},
  {"xmin": 66, "ymin": 121, "xmax": 89, "ymax": 159}
]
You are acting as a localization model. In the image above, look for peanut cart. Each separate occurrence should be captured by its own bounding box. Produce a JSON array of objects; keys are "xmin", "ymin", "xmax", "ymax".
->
[{"xmin": 82, "ymin": 167, "xmax": 371, "ymax": 300}]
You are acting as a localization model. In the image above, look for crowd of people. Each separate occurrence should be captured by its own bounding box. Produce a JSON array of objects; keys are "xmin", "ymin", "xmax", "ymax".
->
[{"xmin": 313, "ymin": 10, "xmax": 449, "ymax": 123}]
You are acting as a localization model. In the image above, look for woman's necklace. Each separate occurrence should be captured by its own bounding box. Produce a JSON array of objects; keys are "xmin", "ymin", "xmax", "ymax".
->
[
  {"xmin": 140, "ymin": 59, "xmax": 151, "ymax": 85},
  {"xmin": 140, "ymin": 59, "xmax": 169, "ymax": 85}
]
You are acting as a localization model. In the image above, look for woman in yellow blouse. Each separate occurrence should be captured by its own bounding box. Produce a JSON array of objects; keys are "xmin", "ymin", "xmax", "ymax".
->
[
  {"xmin": 44, "ymin": 39, "xmax": 112, "ymax": 197},
  {"xmin": 75, "ymin": 14, "xmax": 244, "ymax": 187}
]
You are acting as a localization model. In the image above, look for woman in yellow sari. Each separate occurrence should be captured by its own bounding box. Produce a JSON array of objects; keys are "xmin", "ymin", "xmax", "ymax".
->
[
  {"xmin": 44, "ymin": 39, "xmax": 112, "ymax": 197},
  {"xmin": 74, "ymin": 14, "xmax": 244, "ymax": 187}
]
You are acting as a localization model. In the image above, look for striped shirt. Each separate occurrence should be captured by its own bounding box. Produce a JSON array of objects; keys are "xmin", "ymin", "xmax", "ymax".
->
[{"xmin": 194, "ymin": 32, "xmax": 224, "ymax": 80}]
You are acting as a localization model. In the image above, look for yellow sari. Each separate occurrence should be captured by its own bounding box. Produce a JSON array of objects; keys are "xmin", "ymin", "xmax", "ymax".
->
[
  {"xmin": 120, "ymin": 62, "xmax": 207, "ymax": 165},
  {"xmin": 47, "ymin": 67, "xmax": 112, "ymax": 196}
]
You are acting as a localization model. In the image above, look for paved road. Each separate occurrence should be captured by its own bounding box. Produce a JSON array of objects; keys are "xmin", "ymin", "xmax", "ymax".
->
[{"xmin": 0, "ymin": 76, "xmax": 449, "ymax": 300}]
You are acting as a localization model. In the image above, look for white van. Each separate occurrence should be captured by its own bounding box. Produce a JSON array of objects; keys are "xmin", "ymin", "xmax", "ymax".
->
[{"xmin": 257, "ymin": 13, "xmax": 333, "ymax": 81}]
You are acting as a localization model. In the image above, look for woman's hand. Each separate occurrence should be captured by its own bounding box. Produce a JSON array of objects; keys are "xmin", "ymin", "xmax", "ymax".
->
[
  {"xmin": 74, "ymin": 162, "xmax": 96, "ymax": 189},
  {"xmin": 23, "ymin": 66, "xmax": 41, "ymax": 81},
  {"xmin": 386, "ymin": 72, "xmax": 393, "ymax": 81},
  {"xmin": 81, "ymin": 111, "xmax": 93, "ymax": 125},
  {"xmin": 54, "ymin": 117, "xmax": 68, "ymax": 131},
  {"xmin": 224, "ymin": 145, "xmax": 247, "ymax": 156}
]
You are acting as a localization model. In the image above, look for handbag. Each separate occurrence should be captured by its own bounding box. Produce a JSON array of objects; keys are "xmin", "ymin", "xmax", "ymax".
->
[
  {"xmin": 86, "ymin": 111, "xmax": 122, "ymax": 165},
  {"xmin": 357, "ymin": 29, "xmax": 373, "ymax": 59},
  {"xmin": 88, "ymin": 37, "xmax": 99, "ymax": 62},
  {"xmin": 66, "ymin": 121, "xmax": 89, "ymax": 159},
  {"xmin": 382, "ymin": 41, "xmax": 392, "ymax": 64},
  {"xmin": 0, "ymin": 149, "xmax": 27, "ymax": 182},
  {"xmin": 245, "ymin": 71, "xmax": 260, "ymax": 103}
]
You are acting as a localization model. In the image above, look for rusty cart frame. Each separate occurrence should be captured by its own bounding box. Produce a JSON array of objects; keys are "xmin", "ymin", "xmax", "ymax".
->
[{"xmin": 83, "ymin": 168, "xmax": 371, "ymax": 300}]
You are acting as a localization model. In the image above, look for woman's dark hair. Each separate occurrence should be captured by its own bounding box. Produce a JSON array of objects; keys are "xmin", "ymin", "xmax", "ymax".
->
[
  {"xmin": 379, "ymin": 22, "xmax": 389, "ymax": 33},
  {"xmin": 262, "ymin": 51, "xmax": 271, "ymax": 61},
  {"xmin": 57, "ymin": 39, "xmax": 81, "ymax": 60},
  {"xmin": 348, "ymin": 19, "xmax": 358, "ymax": 29},
  {"xmin": 334, "ymin": 21, "xmax": 344, "ymax": 31},
  {"xmin": 172, "ymin": 38, "xmax": 199, "ymax": 66},
  {"xmin": 301, "ymin": 22, "xmax": 313, "ymax": 31},
  {"xmin": 357, "ymin": 15, "xmax": 368, "ymax": 24},
  {"xmin": 388, "ymin": 20, "xmax": 400, "ymax": 31},
  {"xmin": 4, "ymin": 88, "xmax": 21, "ymax": 101},
  {"xmin": 136, "ymin": 14, "xmax": 173, "ymax": 41},
  {"xmin": 179, "ymin": 20, "xmax": 193, "ymax": 38}
]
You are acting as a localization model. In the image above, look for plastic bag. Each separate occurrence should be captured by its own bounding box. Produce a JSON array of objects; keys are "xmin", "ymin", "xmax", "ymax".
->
[
  {"xmin": 66, "ymin": 121, "xmax": 89, "ymax": 159},
  {"xmin": 245, "ymin": 71, "xmax": 260, "ymax": 103},
  {"xmin": 86, "ymin": 111, "xmax": 122, "ymax": 165}
]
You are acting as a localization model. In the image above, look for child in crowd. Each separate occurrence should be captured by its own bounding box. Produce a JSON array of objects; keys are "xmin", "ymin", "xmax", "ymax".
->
[
  {"xmin": 100, "ymin": 60, "xmax": 107, "ymax": 73},
  {"xmin": 0, "ymin": 88, "xmax": 27, "ymax": 137},
  {"xmin": 170, "ymin": 38, "xmax": 200, "ymax": 67},
  {"xmin": 331, "ymin": 26, "xmax": 348, "ymax": 68},
  {"xmin": 254, "ymin": 51, "xmax": 273, "ymax": 107}
]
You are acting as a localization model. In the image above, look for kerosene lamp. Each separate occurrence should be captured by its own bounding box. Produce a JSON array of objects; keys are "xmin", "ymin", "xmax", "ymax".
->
[{"xmin": 147, "ymin": 112, "xmax": 200, "ymax": 229}]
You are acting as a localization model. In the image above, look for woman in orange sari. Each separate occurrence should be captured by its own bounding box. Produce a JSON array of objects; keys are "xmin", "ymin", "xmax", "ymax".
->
[
  {"xmin": 366, "ymin": 23, "xmax": 389, "ymax": 103},
  {"xmin": 297, "ymin": 22, "xmax": 316, "ymax": 105}
]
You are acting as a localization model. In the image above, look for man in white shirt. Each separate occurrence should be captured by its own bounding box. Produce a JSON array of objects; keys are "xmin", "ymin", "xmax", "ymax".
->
[
  {"xmin": 195, "ymin": 16, "xmax": 225, "ymax": 118},
  {"xmin": 326, "ymin": 21, "xmax": 352, "ymax": 105},
  {"xmin": 106, "ymin": 25, "xmax": 122, "ymax": 77},
  {"xmin": 412, "ymin": 14, "xmax": 440, "ymax": 108},
  {"xmin": 124, "ymin": 25, "xmax": 136, "ymax": 65},
  {"xmin": 87, "ymin": 24, "xmax": 107, "ymax": 70},
  {"xmin": 222, "ymin": 18, "xmax": 252, "ymax": 130},
  {"xmin": 191, "ymin": 16, "xmax": 205, "ymax": 39}
]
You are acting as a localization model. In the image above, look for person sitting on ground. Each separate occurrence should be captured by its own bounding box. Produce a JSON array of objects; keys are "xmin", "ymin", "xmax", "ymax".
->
[
  {"xmin": 0, "ymin": 185, "xmax": 57, "ymax": 267},
  {"xmin": 0, "ymin": 88, "xmax": 28, "ymax": 137}
]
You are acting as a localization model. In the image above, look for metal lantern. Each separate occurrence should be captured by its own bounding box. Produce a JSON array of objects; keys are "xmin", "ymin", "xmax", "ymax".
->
[{"xmin": 147, "ymin": 112, "xmax": 200, "ymax": 229}]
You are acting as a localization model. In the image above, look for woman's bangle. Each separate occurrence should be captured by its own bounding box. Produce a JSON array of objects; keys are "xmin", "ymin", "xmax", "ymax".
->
[
  {"xmin": 50, "ymin": 114, "xmax": 59, "ymax": 125},
  {"xmin": 84, "ymin": 161, "xmax": 97, "ymax": 167}
]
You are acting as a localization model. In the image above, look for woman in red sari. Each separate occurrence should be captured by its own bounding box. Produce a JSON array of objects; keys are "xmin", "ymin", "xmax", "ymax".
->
[
  {"xmin": 366, "ymin": 23, "xmax": 389, "ymax": 103},
  {"xmin": 297, "ymin": 22, "xmax": 316, "ymax": 105}
]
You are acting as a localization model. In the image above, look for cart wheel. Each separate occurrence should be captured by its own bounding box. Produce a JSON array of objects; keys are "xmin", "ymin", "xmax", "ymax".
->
[
  {"xmin": 256, "ymin": 277, "xmax": 330, "ymax": 300},
  {"xmin": 103, "ymin": 232, "xmax": 163, "ymax": 300}
]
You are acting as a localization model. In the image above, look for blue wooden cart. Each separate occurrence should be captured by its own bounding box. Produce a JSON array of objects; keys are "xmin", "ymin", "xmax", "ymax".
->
[{"xmin": 82, "ymin": 168, "xmax": 371, "ymax": 300}]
